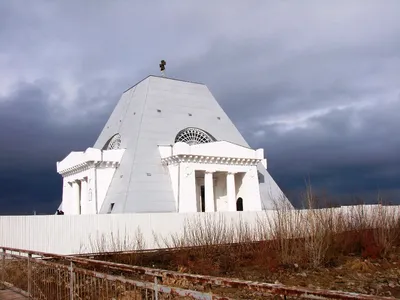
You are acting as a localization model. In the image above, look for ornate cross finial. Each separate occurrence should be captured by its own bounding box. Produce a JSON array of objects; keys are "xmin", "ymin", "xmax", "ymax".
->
[{"xmin": 159, "ymin": 60, "xmax": 166, "ymax": 77}]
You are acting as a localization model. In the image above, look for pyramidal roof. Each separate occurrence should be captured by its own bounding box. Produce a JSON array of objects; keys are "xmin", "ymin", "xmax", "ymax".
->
[{"xmin": 94, "ymin": 75, "xmax": 289, "ymax": 213}]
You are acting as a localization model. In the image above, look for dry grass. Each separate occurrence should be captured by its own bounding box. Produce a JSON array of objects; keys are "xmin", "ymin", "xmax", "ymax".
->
[
  {"xmin": 81, "ymin": 188, "xmax": 400, "ymax": 275},
  {"xmin": 152, "ymin": 213, "xmax": 257, "ymax": 249},
  {"xmin": 85, "ymin": 205, "xmax": 400, "ymax": 273},
  {"xmin": 371, "ymin": 203, "xmax": 400, "ymax": 258},
  {"xmin": 147, "ymin": 192, "xmax": 400, "ymax": 272},
  {"xmin": 82, "ymin": 226, "xmax": 146, "ymax": 254},
  {"xmin": 2, "ymin": 190, "xmax": 400, "ymax": 298}
]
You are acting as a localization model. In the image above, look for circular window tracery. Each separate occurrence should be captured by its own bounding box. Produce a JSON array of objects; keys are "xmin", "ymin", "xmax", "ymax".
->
[
  {"xmin": 103, "ymin": 133, "xmax": 121, "ymax": 150},
  {"xmin": 175, "ymin": 127, "xmax": 216, "ymax": 145}
]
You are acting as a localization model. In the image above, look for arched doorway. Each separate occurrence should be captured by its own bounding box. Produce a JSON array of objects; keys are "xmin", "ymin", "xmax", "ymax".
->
[{"xmin": 236, "ymin": 197, "xmax": 243, "ymax": 211}]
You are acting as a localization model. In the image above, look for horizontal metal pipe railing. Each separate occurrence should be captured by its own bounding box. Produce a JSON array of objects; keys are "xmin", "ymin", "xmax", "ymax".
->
[
  {"xmin": 0, "ymin": 246, "xmax": 394, "ymax": 300},
  {"xmin": 0, "ymin": 247, "xmax": 228, "ymax": 300}
]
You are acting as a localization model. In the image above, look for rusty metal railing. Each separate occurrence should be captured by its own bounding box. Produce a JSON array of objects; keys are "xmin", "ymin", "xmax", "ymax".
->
[
  {"xmin": 0, "ymin": 246, "xmax": 394, "ymax": 299},
  {"xmin": 0, "ymin": 248, "xmax": 230, "ymax": 299}
]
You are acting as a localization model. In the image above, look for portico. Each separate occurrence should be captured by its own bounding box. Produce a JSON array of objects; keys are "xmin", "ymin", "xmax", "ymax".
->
[
  {"xmin": 57, "ymin": 148, "xmax": 125, "ymax": 215},
  {"xmin": 194, "ymin": 171, "xmax": 246, "ymax": 212},
  {"xmin": 159, "ymin": 140, "xmax": 266, "ymax": 213}
]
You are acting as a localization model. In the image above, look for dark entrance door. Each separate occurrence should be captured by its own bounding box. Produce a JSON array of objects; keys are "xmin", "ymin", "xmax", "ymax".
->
[
  {"xmin": 200, "ymin": 185, "xmax": 205, "ymax": 212},
  {"xmin": 236, "ymin": 197, "xmax": 243, "ymax": 211}
]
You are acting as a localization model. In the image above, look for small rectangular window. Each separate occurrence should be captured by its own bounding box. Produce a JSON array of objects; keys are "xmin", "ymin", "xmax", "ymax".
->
[{"xmin": 108, "ymin": 203, "xmax": 115, "ymax": 213}]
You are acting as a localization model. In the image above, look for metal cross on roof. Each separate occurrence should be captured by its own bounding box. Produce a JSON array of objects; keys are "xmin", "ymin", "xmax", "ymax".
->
[{"xmin": 160, "ymin": 60, "xmax": 166, "ymax": 77}]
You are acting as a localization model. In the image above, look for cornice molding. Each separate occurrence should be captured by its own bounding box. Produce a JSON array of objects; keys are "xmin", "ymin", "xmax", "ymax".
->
[
  {"xmin": 58, "ymin": 161, "xmax": 120, "ymax": 177},
  {"xmin": 161, "ymin": 155, "xmax": 261, "ymax": 166}
]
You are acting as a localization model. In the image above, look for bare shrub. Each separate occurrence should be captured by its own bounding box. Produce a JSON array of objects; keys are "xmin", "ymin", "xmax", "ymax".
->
[
  {"xmin": 266, "ymin": 198, "xmax": 303, "ymax": 266},
  {"xmin": 86, "ymin": 226, "xmax": 146, "ymax": 254},
  {"xmin": 303, "ymin": 208, "xmax": 337, "ymax": 267},
  {"xmin": 183, "ymin": 213, "xmax": 231, "ymax": 246},
  {"xmin": 301, "ymin": 185, "xmax": 337, "ymax": 268},
  {"xmin": 153, "ymin": 213, "xmax": 230, "ymax": 248},
  {"xmin": 153, "ymin": 212, "xmax": 261, "ymax": 250},
  {"xmin": 346, "ymin": 204, "xmax": 370, "ymax": 232},
  {"xmin": 82, "ymin": 189, "xmax": 400, "ymax": 274},
  {"xmin": 371, "ymin": 204, "xmax": 400, "ymax": 258},
  {"xmin": 232, "ymin": 214, "xmax": 258, "ymax": 244}
]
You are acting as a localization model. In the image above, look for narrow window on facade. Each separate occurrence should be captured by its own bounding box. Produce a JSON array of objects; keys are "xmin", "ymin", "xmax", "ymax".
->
[{"xmin": 108, "ymin": 203, "xmax": 115, "ymax": 214}]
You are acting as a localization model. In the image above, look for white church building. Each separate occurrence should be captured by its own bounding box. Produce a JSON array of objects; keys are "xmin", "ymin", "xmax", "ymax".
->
[{"xmin": 56, "ymin": 75, "xmax": 292, "ymax": 215}]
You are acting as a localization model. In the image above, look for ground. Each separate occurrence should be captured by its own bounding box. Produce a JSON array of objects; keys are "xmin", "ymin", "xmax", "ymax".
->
[
  {"xmin": 94, "ymin": 237, "xmax": 400, "ymax": 298},
  {"xmin": 254, "ymin": 255, "xmax": 400, "ymax": 298}
]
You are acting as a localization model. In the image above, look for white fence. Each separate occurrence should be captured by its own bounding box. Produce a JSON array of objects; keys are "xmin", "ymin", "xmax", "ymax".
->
[
  {"xmin": 0, "ymin": 205, "xmax": 399, "ymax": 255},
  {"xmin": 0, "ymin": 211, "xmax": 265, "ymax": 255}
]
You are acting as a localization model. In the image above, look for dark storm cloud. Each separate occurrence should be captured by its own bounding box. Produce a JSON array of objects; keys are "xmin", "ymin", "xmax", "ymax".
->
[
  {"xmin": 1, "ymin": 1, "xmax": 400, "ymax": 213},
  {"xmin": 0, "ymin": 81, "xmax": 118, "ymax": 214},
  {"xmin": 169, "ymin": 28, "xmax": 400, "ymax": 205},
  {"xmin": 0, "ymin": 81, "xmax": 117, "ymax": 168},
  {"xmin": 174, "ymin": 36, "xmax": 400, "ymax": 121},
  {"xmin": 251, "ymin": 98, "xmax": 400, "ymax": 206}
]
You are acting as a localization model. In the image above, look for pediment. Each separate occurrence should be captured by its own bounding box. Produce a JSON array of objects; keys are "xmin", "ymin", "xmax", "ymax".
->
[
  {"xmin": 172, "ymin": 141, "xmax": 263, "ymax": 160},
  {"xmin": 57, "ymin": 148, "xmax": 125, "ymax": 175},
  {"xmin": 62, "ymin": 151, "xmax": 84, "ymax": 162},
  {"xmin": 192, "ymin": 140, "xmax": 253, "ymax": 155}
]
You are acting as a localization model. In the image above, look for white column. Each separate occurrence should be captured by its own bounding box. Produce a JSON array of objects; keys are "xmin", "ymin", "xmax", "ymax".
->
[
  {"xmin": 226, "ymin": 172, "xmax": 236, "ymax": 211},
  {"xmin": 204, "ymin": 171, "xmax": 215, "ymax": 212},
  {"xmin": 178, "ymin": 164, "xmax": 197, "ymax": 212},
  {"xmin": 72, "ymin": 181, "xmax": 80, "ymax": 215},
  {"xmin": 80, "ymin": 178, "xmax": 88, "ymax": 214}
]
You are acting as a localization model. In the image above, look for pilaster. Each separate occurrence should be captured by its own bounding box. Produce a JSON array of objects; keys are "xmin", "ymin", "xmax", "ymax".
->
[{"xmin": 72, "ymin": 181, "xmax": 81, "ymax": 215}]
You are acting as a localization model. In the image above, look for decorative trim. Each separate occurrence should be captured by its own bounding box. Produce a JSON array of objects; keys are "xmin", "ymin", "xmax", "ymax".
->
[
  {"xmin": 102, "ymin": 133, "xmax": 122, "ymax": 150},
  {"xmin": 58, "ymin": 161, "xmax": 120, "ymax": 177},
  {"xmin": 161, "ymin": 155, "xmax": 262, "ymax": 166},
  {"xmin": 175, "ymin": 127, "xmax": 216, "ymax": 145}
]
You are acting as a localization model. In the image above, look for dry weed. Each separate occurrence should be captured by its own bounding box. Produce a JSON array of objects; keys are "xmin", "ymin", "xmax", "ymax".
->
[{"xmin": 86, "ymin": 226, "xmax": 146, "ymax": 254}]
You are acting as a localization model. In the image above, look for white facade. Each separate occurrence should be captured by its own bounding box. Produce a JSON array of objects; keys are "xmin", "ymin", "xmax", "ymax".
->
[
  {"xmin": 159, "ymin": 141, "xmax": 265, "ymax": 212},
  {"xmin": 57, "ymin": 148, "xmax": 125, "ymax": 214},
  {"xmin": 57, "ymin": 76, "xmax": 292, "ymax": 215}
]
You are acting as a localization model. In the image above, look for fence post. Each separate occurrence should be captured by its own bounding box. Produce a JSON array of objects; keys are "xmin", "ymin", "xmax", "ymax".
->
[
  {"xmin": 28, "ymin": 253, "xmax": 32, "ymax": 298},
  {"xmin": 1, "ymin": 249, "xmax": 5, "ymax": 286},
  {"xmin": 1, "ymin": 248, "xmax": 6, "ymax": 285},
  {"xmin": 69, "ymin": 262, "xmax": 74, "ymax": 300},
  {"xmin": 154, "ymin": 277, "xmax": 159, "ymax": 300}
]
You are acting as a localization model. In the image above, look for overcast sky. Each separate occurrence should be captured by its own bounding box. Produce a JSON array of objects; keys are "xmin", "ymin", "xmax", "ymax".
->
[{"xmin": 1, "ymin": 1, "xmax": 399, "ymax": 214}]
